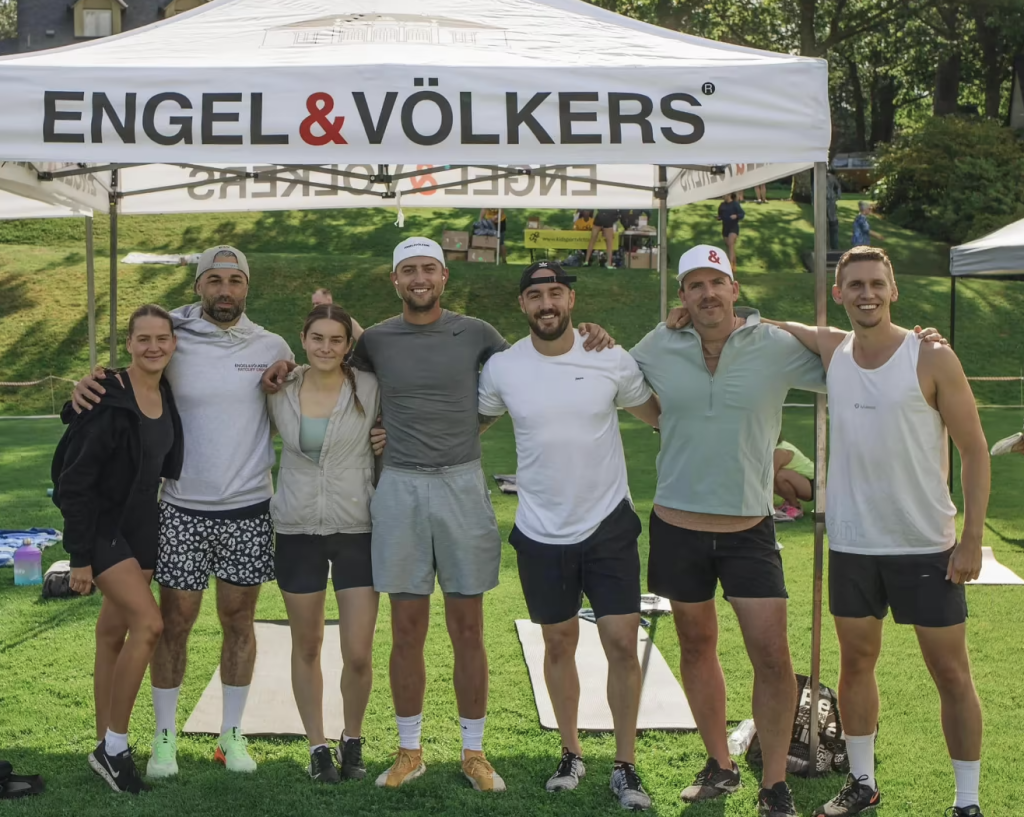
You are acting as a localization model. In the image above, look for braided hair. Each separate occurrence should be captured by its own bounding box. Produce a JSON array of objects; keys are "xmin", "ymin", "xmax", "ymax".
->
[{"xmin": 302, "ymin": 304, "xmax": 364, "ymax": 416}]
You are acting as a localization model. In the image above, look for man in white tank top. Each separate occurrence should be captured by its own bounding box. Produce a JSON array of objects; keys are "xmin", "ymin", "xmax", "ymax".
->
[{"xmin": 769, "ymin": 246, "xmax": 991, "ymax": 817}]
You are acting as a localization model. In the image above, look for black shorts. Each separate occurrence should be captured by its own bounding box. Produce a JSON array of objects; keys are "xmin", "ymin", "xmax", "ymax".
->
[
  {"xmin": 829, "ymin": 548, "xmax": 967, "ymax": 628},
  {"xmin": 594, "ymin": 211, "xmax": 619, "ymax": 229},
  {"xmin": 722, "ymin": 225, "xmax": 739, "ymax": 238},
  {"xmin": 92, "ymin": 531, "xmax": 157, "ymax": 578},
  {"xmin": 275, "ymin": 532, "xmax": 374, "ymax": 595},
  {"xmin": 510, "ymin": 499, "xmax": 642, "ymax": 626},
  {"xmin": 647, "ymin": 511, "xmax": 786, "ymax": 603}
]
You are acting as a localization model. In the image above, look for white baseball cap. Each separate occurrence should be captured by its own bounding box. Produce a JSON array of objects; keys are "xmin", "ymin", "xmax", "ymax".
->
[
  {"xmin": 677, "ymin": 244, "xmax": 734, "ymax": 282},
  {"xmin": 393, "ymin": 237, "xmax": 446, "ymax": 271}
]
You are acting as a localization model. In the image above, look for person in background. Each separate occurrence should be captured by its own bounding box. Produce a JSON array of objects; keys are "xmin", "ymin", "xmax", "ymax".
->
[
  {"xmin": 312, "ymin": 288, "xmax": 333, "ymax": 307},
  {"xmin": 479, "ymin": 209, "xmax": 508, "ymax": 263},
  {"xmin": 826, "ymin": 173, "xmax": 843, "ymax": 251},
  {"xmin": 717, "ymin": 194, "xmax": 745, "ymax": 272},
  {"xmin": 267, "ymin": 304, "xmax": 381, "ymax": 785},
  {"xmin": 852, "ymin": 202, "xmax": 884, "ymax": 247},
  {"xmin": 773, "ymin": 434, "xmax": 814, "ymax": 522},
  {"xmin": 584, "ymin": 210, "xmax": 621, "ymax": 269},
  {"xmin": 53, "ymin": 304, "xmax": 184, "ymax": 795},
  {"xmin": 754, "ymin": 184, "xmax": 768, "ymax": 205},
  {"xmin": 573, "ymin": 210, "xmax": 595, "ymax": 231}
]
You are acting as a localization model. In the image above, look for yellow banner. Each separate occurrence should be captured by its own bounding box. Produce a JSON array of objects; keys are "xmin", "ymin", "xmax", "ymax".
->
[{"xmin": 523, "ymin": 229, "xmax": 620, "ymax": 250}]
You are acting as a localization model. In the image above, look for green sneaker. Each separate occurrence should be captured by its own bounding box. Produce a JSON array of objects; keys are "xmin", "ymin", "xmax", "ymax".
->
[
  {"xmin": 147, "ymin": 729, "xmax": 179, "ymax": 779},
  {"xmin": 215, "ymin": 728, "xmax": 257, "ymax": 773}
]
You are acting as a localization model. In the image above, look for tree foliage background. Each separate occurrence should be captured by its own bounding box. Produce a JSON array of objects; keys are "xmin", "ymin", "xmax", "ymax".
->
[{"xmin": 0, "ymin": 0, "xmax": 15, "ymax": 41}]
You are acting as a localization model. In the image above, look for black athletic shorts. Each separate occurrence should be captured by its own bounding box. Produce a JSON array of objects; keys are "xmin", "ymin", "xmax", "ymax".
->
[
  {"xmin": 509, "ymin": 499, "xmax": 642, "ymax": 625},
  {"xmin": 647, "ymin": 511, "xmax": 786, "ymax": 603},
  {"xmin": 275, "ymin": 532, "xmax": 374, "ymax": 595},
  {"xmin": 92, "ymin": 531, "xmax": 157, "ymax": 577},
  {"xmin": 722, "ymin": 225, "xmax": 740, "ymax": 237},
  {"xmin": 829, "ymin": 548, "xmax": 967, "ymax": 628},
  {"xmin": 594, "ymin": 210, "xmax": 620, "ymax": 229}
]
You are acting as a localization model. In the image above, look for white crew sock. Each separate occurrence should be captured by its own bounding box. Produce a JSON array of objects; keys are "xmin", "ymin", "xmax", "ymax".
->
[
  {"xmin": 952, "ymin": 759, "xmax": 980, "ymax": 809},
  {"xmin": 460, "ymin": 716, "xmax": 486, "ymax": 756},
  {"xmin": 843, "ymin": 732, "xmax": 876, "ymax": 790},
  {"xmin": 309, "ymin": 743, "xmax": 328, "ymax": 755},
  {"xmin": 220, "ymin": 684, "xmax": 251, "ymax": 736},
  {"xmin": 342, "ymin": 731, "xmax": 360, "ymax": 743},
  {"xmin": 152, "ymin": 686, "xmax": 180, "ymax": 737},
  {"xmin": 104, "ymin": 728, "xmax": 129, "ymax": 756},
  {"xmin": 396, "ymin": 714, "xmax": 423, "ymax": 751}
]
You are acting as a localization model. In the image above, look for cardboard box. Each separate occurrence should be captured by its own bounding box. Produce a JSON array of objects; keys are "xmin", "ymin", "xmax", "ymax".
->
[
  {"xmin": 468, "ymin": 248, "xmax": 496, "ymax": 263},
  {"xmin": 526, "ymin": 217, "xmax": 541, "ymax": 229},
  {"xmin": 446, "ymin": 251, "xmax": 468, "ymax": 263},
  {"xmin": 441, "ymin": 230, "xmax": 469, "ymax": 251},
  {"xmin": 471, "ymin": 235, "xmax": 499, "ymax": 250},
  {"xmin": 629, "ymin": 250, "xmax": 660, "ymax": 269}
]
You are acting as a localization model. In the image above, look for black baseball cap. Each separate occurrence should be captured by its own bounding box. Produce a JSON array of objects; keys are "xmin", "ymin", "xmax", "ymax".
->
[{"xmin": 519, "ymin": 260, "xmax": 578, "ymax": 294}]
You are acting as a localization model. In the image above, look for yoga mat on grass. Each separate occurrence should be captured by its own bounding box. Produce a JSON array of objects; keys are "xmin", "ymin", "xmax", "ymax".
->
[
  {"xmin": 183, "ymin": 621, "xmax": 344, "ymax": 737},
  {"xmin": 515, "ymin": 618, "xmax": 696, "ymax": 732},
  {"xmin": 967, "ymin": 547, "xmax": 1024, "ymax": 585}
]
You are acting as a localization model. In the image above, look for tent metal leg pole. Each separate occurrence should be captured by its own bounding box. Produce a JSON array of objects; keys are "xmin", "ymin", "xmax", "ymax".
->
[
  {"xmin": 658, "ymin": 165, "xmax": 668, "ymax": 322},
  {"xmin": 109, "ymin": 169, "xmax": 119, "ymax": 368},
  {"xmin": 808, "ymin": 160, "xmax": 828, "ymax": 774},
  {"xmin": 85, "ymin": 216, "xmax": 97, "ymax": 371},
  {"xmin": 949, "ymin": 276, "xmax": 957, "ymax": 491}
]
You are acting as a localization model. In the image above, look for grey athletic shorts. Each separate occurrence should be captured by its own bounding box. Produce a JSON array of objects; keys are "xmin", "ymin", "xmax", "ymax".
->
[{"xmin": 370, "ymin": 460, "xmax": 502, "ymax": 597}]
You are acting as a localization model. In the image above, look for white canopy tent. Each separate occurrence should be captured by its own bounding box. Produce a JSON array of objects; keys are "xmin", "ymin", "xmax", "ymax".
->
[{"xmin": 0, "ymin": 0, "xmax": 835, "ymax": 754}]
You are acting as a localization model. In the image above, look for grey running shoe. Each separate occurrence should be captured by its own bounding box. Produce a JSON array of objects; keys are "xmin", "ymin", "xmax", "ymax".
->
[
  {"xmin": 759, "ymin": 781, "xmax": 798, "ymax": 817},
  {"xmin": 680, "ymin": 756, "xmax": 742, "ymax": 802},
  {"xmin": 990, "ymin": 431, "xmax": 1024, "ymax": 456},
  {"xmin": 546, "ymin": 749, "xmax": 585, "ymax": 792},
  {"xmin": 610, "ymin": 763, "xmax": 651, "ymax": 811},
  {"xmin": 815, "ymin": 774, "xmax": 880, "ymax": 815}
]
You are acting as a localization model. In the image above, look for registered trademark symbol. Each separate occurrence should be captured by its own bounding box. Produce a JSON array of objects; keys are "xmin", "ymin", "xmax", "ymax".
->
[{"xmin": 701, "ymin": 82, "xmax": 716, "ymax": 96}]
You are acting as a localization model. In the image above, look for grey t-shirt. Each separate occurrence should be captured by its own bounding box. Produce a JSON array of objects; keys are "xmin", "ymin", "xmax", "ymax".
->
[{"xmin": 351, "ymin": 310, "xmax": 510, "ymax": 468}]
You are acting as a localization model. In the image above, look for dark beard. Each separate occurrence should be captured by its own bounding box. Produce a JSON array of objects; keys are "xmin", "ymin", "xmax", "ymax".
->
[
  {"xmin": 528, "ymin": 311, "xmax": 571, "ymax": 342},
  {"xmin": 402, "ymin": 292, "xmax": 440, "ymax": 312},
  {"xmin": 203, "ymin": 296, "xmax": 245, "ymax": 323}
]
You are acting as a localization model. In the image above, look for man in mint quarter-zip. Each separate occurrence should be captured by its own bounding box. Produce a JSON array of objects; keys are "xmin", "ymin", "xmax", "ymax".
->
[{"xmin": 629, "ymin": 245, "xmax": 826, "ymax": 817}]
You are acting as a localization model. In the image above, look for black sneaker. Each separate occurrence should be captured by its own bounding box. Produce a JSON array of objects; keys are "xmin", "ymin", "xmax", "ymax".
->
[
  {"xmin": 815, "ymin": 774, "xmax": 880, "ymax": 815},
  {"xmin": 679, "ymin": 756, "xmax": 742, "ymax": 802},
  {"xmin": 946, "ymin": 807, "xmax": 984, "ymax": 817},
  {"xmin": 610, "ymin": 762, "xmax": 651, "ymax": 811},
  {"xmin": 759, "ymin": 781, "xmax": 798, "ymax": 817},
  {"xmin": 545, "ymin": 749, "xmax": 586, "ymax": 792},
  {"xmin": 308, "ymin": 745, "xmax": 340, "ymax": 784},
  {"xmin": 88, "ymin": 741, "xmax": 151, "ymax": 794},
  {"xmin": 336, "ymin": 736, "xmax": 366, "ymax": 781}
]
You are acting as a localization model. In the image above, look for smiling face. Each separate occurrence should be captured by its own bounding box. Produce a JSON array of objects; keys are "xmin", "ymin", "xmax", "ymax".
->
[
  {"xmin": 678, "ymin": 267, "xmax": 740, "ymax": 330},
  {"xmin": 834, "ymin": 259, "xmax": 897, "ymax": 328},
  {"xmin": 126, "ymin": 315, "xmax": 176, "ymax": 375},
  {"xmin": 391, "ymin": 255, "xmax": 447, "ymax": 312},
  {"xmin": 520, "ymin": 279, "xmax": 575, "ymax": 341},
  {"xmin": 301, "ymin": 317, "xmax": 352, "ymax": 372}
]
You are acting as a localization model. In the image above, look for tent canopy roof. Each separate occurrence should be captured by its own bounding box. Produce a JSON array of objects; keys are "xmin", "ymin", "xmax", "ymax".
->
[
  {"xmin": 2, "ymin": 0, "xmax": 819, "ymax": 69},
  {"xmin": 950, "ymin": 217, "xmax": 1024, "ymax": 278}
]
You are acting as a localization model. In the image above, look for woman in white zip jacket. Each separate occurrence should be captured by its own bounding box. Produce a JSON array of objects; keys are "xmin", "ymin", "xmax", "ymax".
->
[{"xmin": 267, "ymin": 304, "xmax": 380, "ymax": 785}]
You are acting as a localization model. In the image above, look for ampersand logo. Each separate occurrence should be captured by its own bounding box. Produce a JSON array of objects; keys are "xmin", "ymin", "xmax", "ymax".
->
[
  {"xmin": 300, "ymin": 93, "xmax": 347, "ymax": 146},
  {"xmin": 708, "ymin": 250, "xmax": 721, "ymax": 264},
  {"xmin": 409, "ymin": 165, "xmax": 438, "ymax": 196}
]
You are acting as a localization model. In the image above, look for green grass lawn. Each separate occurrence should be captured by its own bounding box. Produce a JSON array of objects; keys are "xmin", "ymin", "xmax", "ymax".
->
[
  {"xmin": 1, "ymin": 199, "xmax": 1023, "ymax": 815},
  {"xmin": 2, "ymin": 409, "xmax": 1024, "ymax": 817}
]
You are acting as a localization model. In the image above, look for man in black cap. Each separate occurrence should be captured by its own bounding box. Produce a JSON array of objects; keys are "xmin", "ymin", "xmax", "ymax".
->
[{"xmin": 478, "ymin": 261, "xmax": 661, "ymax": 809}]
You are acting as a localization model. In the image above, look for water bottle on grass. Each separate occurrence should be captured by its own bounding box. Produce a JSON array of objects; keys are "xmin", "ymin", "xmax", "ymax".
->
[
  {"xmin": 14, "ymin": 542, "xmax": 43, "ymax": 586},
  {"xmin": 728, "ymin": 719, "xmax": 757, "ymax": 756}
]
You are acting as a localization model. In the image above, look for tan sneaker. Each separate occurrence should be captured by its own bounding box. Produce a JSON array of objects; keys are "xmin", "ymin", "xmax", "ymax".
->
[
  {"xmin": 462, "ymin": 749, "xmax": 506, "ymax": 792},
  {"xmin": 375, "ymin": 747, "xmax": 426, "ymax": 788}
]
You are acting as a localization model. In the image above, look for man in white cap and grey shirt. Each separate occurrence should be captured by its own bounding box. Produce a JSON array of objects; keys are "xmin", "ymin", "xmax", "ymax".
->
[
  {"xmin": 629, "ymin": 244, "xmax": 827, "ymax": 817},
  {"xmin": 72, "ymin": 245, "xmax": 293, "ymax": 778},
  {"xmin": 261, "ymin": 237, "xmax": 614, "ymax": 793}
]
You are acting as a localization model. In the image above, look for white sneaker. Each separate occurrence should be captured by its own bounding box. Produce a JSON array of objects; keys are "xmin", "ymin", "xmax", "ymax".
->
[
  {"xmin": 990, "ymin": 431, "xmax": 1024, "ymax": 456},
  {"xmin": 146, "ymin": 729, "xmax": 178, "ymax": 779}
]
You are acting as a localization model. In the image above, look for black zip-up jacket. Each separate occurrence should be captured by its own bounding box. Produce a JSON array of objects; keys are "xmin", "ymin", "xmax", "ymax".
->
[{"xmin": 51, "ymin": 370, "xmax": 184, "ymax": 568}]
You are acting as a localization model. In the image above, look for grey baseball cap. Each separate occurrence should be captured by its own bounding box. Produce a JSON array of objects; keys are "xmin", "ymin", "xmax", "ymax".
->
[{"xmin": 195, "ymin": 245, "xmax": 250, "ymax": 281}]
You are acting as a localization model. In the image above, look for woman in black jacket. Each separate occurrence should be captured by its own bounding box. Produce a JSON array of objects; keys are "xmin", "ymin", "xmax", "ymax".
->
[
  {"xmin": 51, "ymin": 304, "xmax": 183, "ymax": 795},
  {"xmin": 717, "ymin": 193, "xmax": 745, "ymax": 271}
]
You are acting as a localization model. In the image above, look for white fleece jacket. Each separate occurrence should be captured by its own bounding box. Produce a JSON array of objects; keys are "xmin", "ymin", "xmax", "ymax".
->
[{"xmin": 160, "ymin": 304, "xmax": 293, "ymax": 512}]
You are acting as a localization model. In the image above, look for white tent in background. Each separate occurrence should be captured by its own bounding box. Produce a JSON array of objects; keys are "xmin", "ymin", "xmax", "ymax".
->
[
  {"xmin": 950, "ymin": 217, "xmax": 1024, "ymax": 278},
  {"xmin": 0, "ymin": 1, "xmax": 836, "ymax": 755}
]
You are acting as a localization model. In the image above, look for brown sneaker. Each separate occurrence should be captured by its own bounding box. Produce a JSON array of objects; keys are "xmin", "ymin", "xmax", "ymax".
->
[
  {"xmin": 462, "ymin": 750, "xmax": 506, "ymax": 792},
  {"xmin": 374, "ymin": 747, "xmax": 426, "ymax": 788}
]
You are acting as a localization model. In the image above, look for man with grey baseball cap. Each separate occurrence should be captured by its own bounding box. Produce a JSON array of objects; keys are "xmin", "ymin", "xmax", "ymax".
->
[
  {"xmin": 72, "ymin": 244, "xmax": 293, "ymax": 778},
  {"xmin": 628, "ymin": 243, "xmax": 827, "ymax": 817}
]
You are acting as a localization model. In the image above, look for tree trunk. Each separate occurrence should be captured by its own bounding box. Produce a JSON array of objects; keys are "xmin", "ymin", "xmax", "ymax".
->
[
  {"xmin": 799, "ymin": 0, "xmax": 818, "ymax": 55},
  {"xmin": 848, "ymin": 58, "xmax": 869, "ymax": 151},
  {"xmin": 933, "ymin": 52, "xmax": 962, "ymax": 115},
  {"xmin": 870, "ymin": 74, "xmax": 897, "ymax": 147},
  {"xmin": 973, "ymin": 9, "xmax": 1004, "ymax": 119}
]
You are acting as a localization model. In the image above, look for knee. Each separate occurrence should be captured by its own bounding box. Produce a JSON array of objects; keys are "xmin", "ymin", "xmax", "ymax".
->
[
  {"xmin": 345, "ymin": 652, "xmax": 373, "ymax": 678},
  {"xmin": 392, "ymin": 616, "xmax": 428, "ymax": 650},
  {"xmin": 294, "ymin": 637, "xmax": 323, "ymax": 666},
  {"xmin": 543, "ymin": 631, "xmax": 577, "ymax": 663},
  {"xmin": 928, "ymin": 657, "xmax": 975, "ymax": 696},
  {"xmin": 753, "ymin": 647, "xmax": 794, "ymax": 681},
  {"xmin": 135, "ymin": 614, "xmax": 164, "ymax": 648},
  {"xmin": 96, "ymin": 616, "xmax": 128, "ymax": 647},
  {"xmin": 603, "ymin": 633, "xmax": 638, "ymax": 667},
  {"xmin": 678, "ymin": 628, "xmax": 717, "ymax": 665},
  {"xmin": 448, "ymin": 617, "xmax": 483, "ymax": 650},
  {"xmin": 219, "ymin": 608, "xmax": 254, "ymax": 639},
  {"xmin": 840, "ymin": 648, "xmax": 879, "ymax": 678}
]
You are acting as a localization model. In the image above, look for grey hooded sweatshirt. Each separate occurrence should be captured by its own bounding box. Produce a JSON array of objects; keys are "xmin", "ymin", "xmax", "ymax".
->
[{"xmin": 160, "ymin": 304, "xmax": 293, "ymax": 512}]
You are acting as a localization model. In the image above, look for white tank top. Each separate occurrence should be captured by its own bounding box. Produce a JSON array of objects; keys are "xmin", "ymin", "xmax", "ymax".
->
[{"xmin": 826, "ymin": 332, "xmax": 957, "ymax": 555}]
